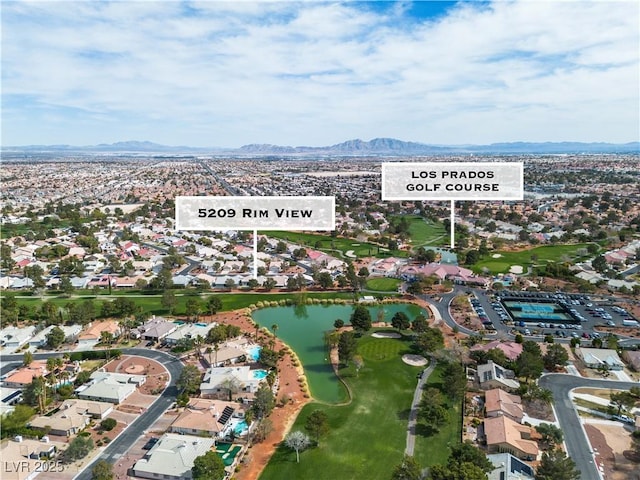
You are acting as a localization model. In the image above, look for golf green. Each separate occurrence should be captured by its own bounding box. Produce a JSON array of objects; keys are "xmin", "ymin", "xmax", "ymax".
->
[{"xmin": 252, "ymin": 303, "xmax": 425, "ymax": 404}]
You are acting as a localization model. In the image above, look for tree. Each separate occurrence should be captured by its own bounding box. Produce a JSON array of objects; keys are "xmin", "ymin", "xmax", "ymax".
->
[
  {"xmin": 46, "ymin": 326, "xmax": 66, "ymax": 349},
  {"xmin": 535, "ymin": 423, "xmax": 564, "ymax": 448},
  {"xmin": 100, "ymin": 331, "xmax": 114, "ymax": 346},
  {"xmin": 515, "ymin": 351, "xmax": 544, "ymax": 382},
  {"xmin": 192, "ymin": 451, "xmax": 225, "ymax": 480},
  {"xmin": 350, "ymin": 305, "xmax": 372, "ymax": 333},
  {"xmin": 338, "ymin": 331, "xmax": 357, "ymax": 365},
  {"xmin": 185, "ymin": 298, "xmax": 202, "ymax": 322},
  {"xmin": 441, "ymin": 360, "xmax": 466, "ymax": 401},
  {"xmin": 592, "ymin": 255, "xmax": 607, "ymax": 273},
  {"xmin": 252, "ymin": 383, "xmax": 275, "ymax": 419},
  {"xmin": 206, "ymin": 296, "xmax": 223, "ymax": 316},
  {"xmin": 285, "ymin": 431, "xmax": 311, "ymax": 463},
  {"xmin": 286, "ymin": 277, "xmax": 298, "ymax": 290},
  {"xmin": 304, "ymin": 410, "xmax": 329, "ymax": 444},
  {"xmin": 333, "ymin": 318, "xmax": 345, "ymax": 329},
  {"xmin": 263, "ymin": 277, "xmax": 277, "ymax": 291},
  {"xmin": 418, "ymin": 388, "xmax": 448, "ymax": 430},
  {"xmin": 60, "ymin": 276, "xmax": 74, "ymax": 295},
  {"xmin": 176, "ymin": 364, "xmax": 201, "ymax": 394},
  {"xmin": 91, "ymin": 460, "xmax": 114, "ymax": 480},
  {"xmin": 23, "ymin": 351, "xmax": 33, "ymax": 366},
  {"xmin": 413, "ymin": 327, "xmax": 444, "ymax": 355},
  {"xmin": 63, "ymin": 436, "xmax": 94, "ymax": 463},
  {"xmin": 99, "ymin": 418, "xmax": 117, "ymax": 431},
  {"xmin": 258, "ymin": 347, "xmax": 279, "ymax": 368},
  {"xmin": 610, "ymin": 391, "xmax": 636, "ymax": 415},
  {"xmin": 448, "ymin": 440, "xmax": 494, "ymax": 473},
  {"xmin": 391, "ymin": 311, "xmax": 411, "ymax": 331},
  {"xmin": 411, "ymin": 314, "xmax": 429, "ymax": 333},
  {"xmin": 252, "ymin": 418, "xmax": 273, "ymax": 443},
  {"xmin": 543, "ymin": 344, "xmax": 569, "ymax": 371},
  {"xmin": 161, "ymin": 290, "xmax": 177, "ymax": 313},
  {"xmin": 24, "ymin": 376, "xmax": 47, "ymax": 413},
  {"xmin": 535, "ymin": 449, "xmax": 580, "ymax": 480},
  {"xmin": 430, "ymin": 462, "xmax": 487, "ymax": 480},
  {"xmin": 317, "ymin": 271, "xmax": 334, "ymax": 289},
  {"xmin": 391, "ymin": 454, "xmax": 422, "ymax": 480}
]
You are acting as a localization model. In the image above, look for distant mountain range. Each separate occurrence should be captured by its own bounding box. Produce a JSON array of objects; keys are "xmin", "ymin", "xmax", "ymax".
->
[{"xmin": 4, "ymin": 138, "xmax": 639, "ymax": 155}]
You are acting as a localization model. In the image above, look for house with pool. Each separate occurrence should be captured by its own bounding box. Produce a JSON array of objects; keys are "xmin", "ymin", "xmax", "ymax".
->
[
  {"xmin": 200, "ymin": 366, "xmax": 267, "ymax": 400},
  {"xmin": 169, "ymin": 398, "xmax": 249, "ymax": 441}
]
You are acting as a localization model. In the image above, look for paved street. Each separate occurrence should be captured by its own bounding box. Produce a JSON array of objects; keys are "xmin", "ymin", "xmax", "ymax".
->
[
  {"xmin": 539, "ymin": 374, "xmax": 638, "ymax": 480},
  {"xmin": 72, "ymin": 348, "xmax": 183, "ymax": 480}
]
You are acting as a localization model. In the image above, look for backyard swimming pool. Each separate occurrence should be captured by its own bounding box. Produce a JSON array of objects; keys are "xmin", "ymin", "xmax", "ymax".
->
[
  {"xmin": 251, "ymin": 369, "xmax": 268, "ymax": 380},
  {"xmin": 247, "ymin": 345, "xmax": 262, "ymax": 362}
]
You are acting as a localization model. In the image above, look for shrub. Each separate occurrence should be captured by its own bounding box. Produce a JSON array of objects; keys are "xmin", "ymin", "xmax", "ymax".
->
[{"xmin": 100, "ymin": 418, "xmax": 117, "ymax": 431}]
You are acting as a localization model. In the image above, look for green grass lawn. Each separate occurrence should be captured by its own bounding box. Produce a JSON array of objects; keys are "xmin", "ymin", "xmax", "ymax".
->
[
  {"xmin": 472, "ymin": 243, "xmax": 595, "ymax": 274},
  {"xmin": 412, "ymin": 365, "xmax": 463, "ymax": 468},
  {"xmin": 261, "ymin": 231, "xmax": 407, "ymax": 258},
  {"xmin": 259, "ymin": 333, "xmax": 457, "ymax": 480},
  {"xmin": 404, "ymin": 215, "xmax": 448, "ymax": 247},
  {"xmin": 10, "ymin": 291, "xmax": 357, "ymax": 320},
  {"xmin": 365, "ymin": 277, "xmax": 401, "ymax": 292}
]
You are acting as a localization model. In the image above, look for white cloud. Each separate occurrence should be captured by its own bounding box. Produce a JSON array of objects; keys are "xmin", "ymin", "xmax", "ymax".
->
[{"xmin": 1, "ymin": 0, "xmax": 638, "ymax": 146}]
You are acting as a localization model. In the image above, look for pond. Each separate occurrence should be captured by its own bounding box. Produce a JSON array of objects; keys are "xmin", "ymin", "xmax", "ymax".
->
[{"xmin": 252, "ymin": 303, "xmax": 426, "ymax": 404}]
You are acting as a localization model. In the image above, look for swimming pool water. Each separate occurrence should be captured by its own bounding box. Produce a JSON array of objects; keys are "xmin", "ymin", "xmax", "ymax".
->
[
  {"xmin": 251, "ymin": 369, "xmax": 268, "ymax": 380},
  {"xmin": 247, "ymin": 345, "xmax": 261, "ymax": 361}
]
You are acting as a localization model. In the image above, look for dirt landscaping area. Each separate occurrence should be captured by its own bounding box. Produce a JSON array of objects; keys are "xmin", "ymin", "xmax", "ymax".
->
[
  {"xmin": 584, "ymin": 421, "xmax": 640, "ymax": 480},
  {"xmin": 104, "ymin": 355, "xmax": 169, "ymax": 395}
]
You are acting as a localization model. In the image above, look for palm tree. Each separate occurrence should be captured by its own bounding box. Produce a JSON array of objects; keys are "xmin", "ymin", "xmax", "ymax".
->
[
  {"xmin": 193, "ymin": 334, "xmax": 204, "ymax": 361},
  {"xmin": 271, "ymin": 324, "xmax": 279, "ymax": 339}
]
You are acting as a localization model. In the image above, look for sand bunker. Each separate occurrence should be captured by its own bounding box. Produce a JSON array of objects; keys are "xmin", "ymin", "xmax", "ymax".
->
[
  {"xmin": 509, "ymin": 265, "xmax": 524, "ymax": 274},
  {"xmin": 492, "ymin": 254, "xmax": 503, "ymax": 258},
  {"xmin": 402, "ymin": 354, "xmax": 428, "ymax": 366},
  {"xmin": 371, "ymin": 332, "xmax": 402, "ymax": 339},
  {"xmin": 345, "ymin": 250, "xmax": 357, "ymax": 258}
]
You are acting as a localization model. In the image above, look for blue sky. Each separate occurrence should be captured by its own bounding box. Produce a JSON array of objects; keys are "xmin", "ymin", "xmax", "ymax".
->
[{"xmin": 2, "ymin": 0, "xmax": 638, "ymax": 147}]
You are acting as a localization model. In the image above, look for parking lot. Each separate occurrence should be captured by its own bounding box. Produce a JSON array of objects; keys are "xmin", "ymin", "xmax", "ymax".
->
[{"xmin": 469, "ymin": 290, "xmax": 639, "ymax": 341}]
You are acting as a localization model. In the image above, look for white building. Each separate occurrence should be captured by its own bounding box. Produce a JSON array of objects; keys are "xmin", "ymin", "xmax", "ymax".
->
[
  {"xmin": 131, "ymin": 433, "xmax": 216, "ymax": 480},
  {"xmin": 200, "ymin": 366, "xmax": 264, "ymax": 399}
]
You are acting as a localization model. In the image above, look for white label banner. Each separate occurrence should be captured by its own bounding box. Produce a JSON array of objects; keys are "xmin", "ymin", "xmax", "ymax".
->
[
  {"xmin": 176, "ymin": 196, "xmax": 335, "ymax": 231},
  {"xmin": 382, "ymin": 162, "xmax": 524, "ymax": 200}
]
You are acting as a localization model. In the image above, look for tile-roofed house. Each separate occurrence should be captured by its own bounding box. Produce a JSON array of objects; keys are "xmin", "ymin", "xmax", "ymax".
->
[
  {"xmin": 483, "ymin": 416, "xmax": 539, "ymax": 461},
  {"xmin": 164, "ymin": 323, "xmax": 217, "ymax": 346},
  {"xmin": 77, "ymin": 320, "xmax": 121, "ymax": 346},
  {"xmin": 77, "ymin": 371, "xmax": 144, "ymax": 404},
  {"xmin": 169, "ymin": 398, "xmax": 247, "ymax": 439},
  {"xmin": 132, "ymin": 317, "xmax": 177, "ymax": 342},
  {"xmin": 29, "ymin": 398, "xmax": 113, "ymax": 436},
  {"xmin": 470, "ymin": 340, "xmax": 523, "ymax": 361},
  {"xmin": 575, "ymin": 347, "xmax": 625, "ymax": 371},
  {"xmin": 477, "ymin": 361, "xmax": 520, "ymax": 391},
  {"xmin": 3, "ymin": 361, "xmax": 48, "ymax": 388},
  {"xmin": 622, "ymin": 350, "xmax": 640, "ymax": 372},
  {"xmin": 0, "ymin": 437, "xmax": 64, "ymax": 480},
  {"xmin": 398, "ymin": 263, "xmax": 489, "ymax": 286},
  {"xmin": 200, "ymin": 366, "xmax": 263, "ymax": 400},
  {"xmin": 0, "ymin": 325, "xmax": 36, "ymax": 350},
  {"xmin": 132, "ymin": 433, "xmax": 216, "ymax": 480},
  {"xmin": 485, "ymin": 389, "xmax": 524, "ymax": 423}
]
